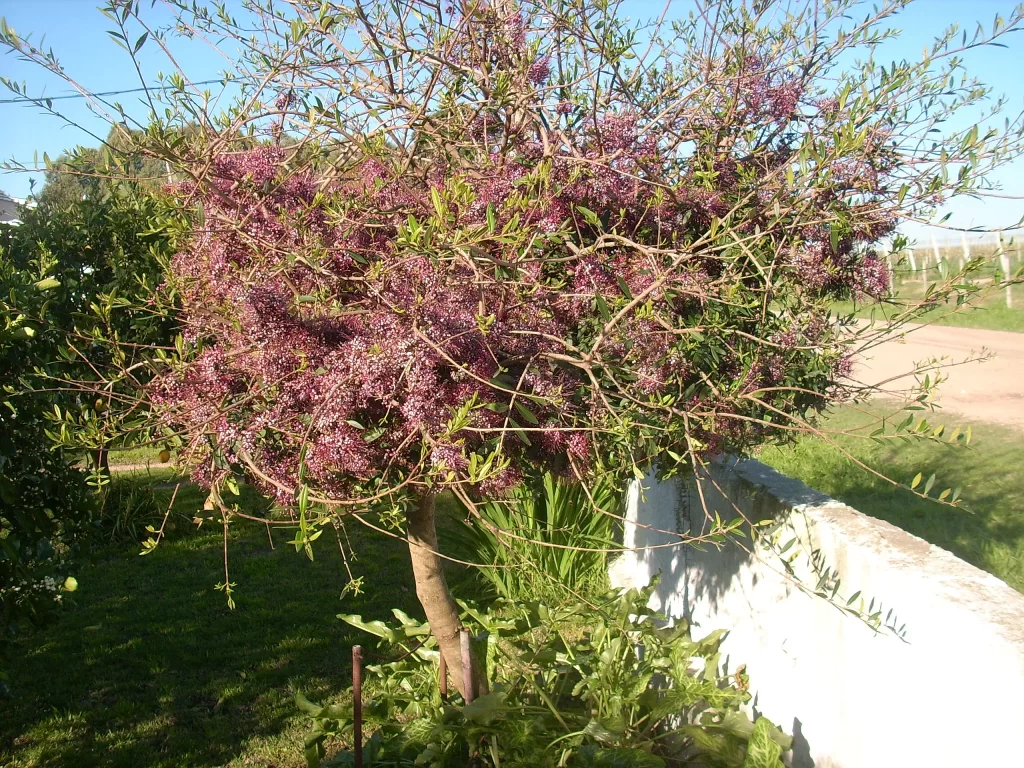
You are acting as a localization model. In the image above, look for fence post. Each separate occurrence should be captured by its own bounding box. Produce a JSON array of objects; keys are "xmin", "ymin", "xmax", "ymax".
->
[
  {"xmin": 1001, "ymin": 253, "xmax": 1013, "ymax": 309},
  {"xmin": 960, "ymin": 232, "xmax": 970, "ymax": 270},
  {"xmin": 353, "ymin": 645, "xmax": 363, "ymax": 768}
]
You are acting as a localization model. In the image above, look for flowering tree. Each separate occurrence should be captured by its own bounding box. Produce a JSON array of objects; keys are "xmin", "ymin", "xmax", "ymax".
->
[{"xmin": 4, "ymin": 0, "xmax": 1022, "ymax": 698}]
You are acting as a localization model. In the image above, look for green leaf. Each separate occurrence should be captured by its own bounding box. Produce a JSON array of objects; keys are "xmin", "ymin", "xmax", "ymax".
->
[
  {"xmin": 513, "ymin": 401, "xmax": 539, "ymax": 425},
  {"xmin": 584, "ymin": 717, "xmax": 623, "ymax": 745},
  {"xmin": 742, "ymin": 717, "xmax": 786, "ymax": 767},
  {"xmin": 294, "ymin": 689, "xmax": 323, "ymax": 715},
  {"xmin": 34, "ymin": 278, "xmax": 60, "ymax": 291},
  {"xmin": 576, "ymin": 205, "xmax": 600, "ymax": 226},
  {"xmin": 462, "ymin": 691, "xmax": 507, "ymax": 725},
  {"xmin": 910, "ymin": 472, "xmax": 923, "ymax": 490},
  {"xmin": 923, "ymin": 473, "xmax": 936, "ymax": 495},
  {"xmin": 616, "ymin": 275, "xmax": 633, "ymax": 299},
  {"xmin": 337, "ymin": 613, "xmax": 398, "ymax": 642}
]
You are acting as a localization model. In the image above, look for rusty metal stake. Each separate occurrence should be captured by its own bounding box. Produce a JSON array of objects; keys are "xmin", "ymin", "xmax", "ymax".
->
[
  {"xmin": 439, "ymin": 649, "xmax": 448, "ymax": 700},
  {"xmin": 460, "ymin": 629, "xmax": 475, "ymax": 703},
  {"xmin": 352, "ymin": 645, "xmax": 363, "ymax": 768}
]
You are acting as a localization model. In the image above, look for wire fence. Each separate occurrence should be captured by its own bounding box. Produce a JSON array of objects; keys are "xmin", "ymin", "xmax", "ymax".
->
[{"xmin": 891, "ymin": 231, "xmax": 1023, "ymax": 309}]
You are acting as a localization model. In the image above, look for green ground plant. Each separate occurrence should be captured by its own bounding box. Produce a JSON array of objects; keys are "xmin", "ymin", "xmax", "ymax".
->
[
  {"xmin": 445, "ymin": 472, "xmax": 620, "ymax": 604},
  {"xmin": 302, "ymin": 582, "xmax": 789, "ymax": 768}
]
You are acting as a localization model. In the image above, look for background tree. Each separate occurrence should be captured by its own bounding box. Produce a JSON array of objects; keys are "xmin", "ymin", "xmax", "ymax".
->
[
  {"xmin": 0, "ymin": 141, "xmax": 175, "ymax": 682},
  {"xmin": 3, "ymin": 0, "xmax": 1022, "ymax": 700},
  {"xmin": 0, "ymin": 238, "xmax": 92, "ymax": 691},
  {"xmin": 4, "ymin": 164, "xmax": 177, "ymax": 471}
]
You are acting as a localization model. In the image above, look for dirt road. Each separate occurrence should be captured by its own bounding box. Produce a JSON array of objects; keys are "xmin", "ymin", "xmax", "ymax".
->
[{"xmin": 853, "ymin": 323, "xmax": 1024, "ymax": 430}]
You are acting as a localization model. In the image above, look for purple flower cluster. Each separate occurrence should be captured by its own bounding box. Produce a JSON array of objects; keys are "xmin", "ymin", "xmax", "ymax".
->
[
  {"xmin": 153, "ymin": 18, "xmax": 903, "ymax": 506},
  {"xmin": 527, "ymin": 55, "xmax": 551, "ymax": 85}
]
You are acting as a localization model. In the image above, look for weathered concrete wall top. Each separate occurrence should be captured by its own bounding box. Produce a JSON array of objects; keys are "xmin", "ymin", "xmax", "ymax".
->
[{"xmin": 608, "ymin": 458, "xmax": 1024, "ymax": 767}]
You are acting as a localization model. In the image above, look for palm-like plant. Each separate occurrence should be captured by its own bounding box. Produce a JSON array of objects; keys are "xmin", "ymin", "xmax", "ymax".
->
[{"xmin": 447, "ymin": 473, "xmax": 620, "ymax": 603}]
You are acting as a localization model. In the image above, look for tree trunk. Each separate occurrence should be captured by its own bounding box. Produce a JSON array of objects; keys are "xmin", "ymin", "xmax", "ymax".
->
[
  {"xmin": 92, "ymin": 445, "xmax": 109, "ymax": 475},
  {"xmin": 406, "ymin": 492, "xmax": 480, "ymax": 700}
]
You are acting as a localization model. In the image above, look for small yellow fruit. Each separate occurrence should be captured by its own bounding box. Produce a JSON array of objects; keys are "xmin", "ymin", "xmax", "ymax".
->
[
  {"xmin": 94, "ymin": 398, "xmax": 107, "ymax": 413},
  {"xmin": 63, "ymin": 576, "xmax": 78, "ymax": 592},
  {"xmin": 158, "ymin": 450, "xmax": 171, "ymax": 463}
]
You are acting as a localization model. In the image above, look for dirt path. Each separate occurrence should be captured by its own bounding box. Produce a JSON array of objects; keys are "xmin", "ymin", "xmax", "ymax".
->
[
  {"xmin": 853, "ymin": 324, "xmax": 1024, "ymax": 430},
  {"xmin": 109, "ymin": 462, "xmax": 172, "ymax": 473}
]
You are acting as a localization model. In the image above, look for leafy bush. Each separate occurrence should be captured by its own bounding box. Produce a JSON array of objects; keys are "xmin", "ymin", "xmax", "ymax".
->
[
  {"xmin": 300, "ymin": 583, "xmax": 790, "ymax": 767},
  {"xmin": 447, "ymin": 472, "xmax": 620, "ymax": 603},
  {"xmin": 0, "ymin": 161, "xmax": 174, "ymax": 687},
  {"xmin": 96, "ymin": 477, "xmax": 166, "ymax": 543},
  {"xmin": 0, "ymin": 245, "xmax": 93, "ymax": 691}
]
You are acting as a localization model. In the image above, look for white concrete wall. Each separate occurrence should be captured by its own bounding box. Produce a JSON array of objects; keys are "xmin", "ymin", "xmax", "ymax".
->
[{"xmin": 609, "ymin": 458, "xmax": 1024, "ymax": 767}]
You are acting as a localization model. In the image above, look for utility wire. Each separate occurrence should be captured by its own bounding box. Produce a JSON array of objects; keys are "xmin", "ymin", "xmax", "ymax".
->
[{"xmin": 0, "ymin": 78, "xmax": 227, "ymax": 105}]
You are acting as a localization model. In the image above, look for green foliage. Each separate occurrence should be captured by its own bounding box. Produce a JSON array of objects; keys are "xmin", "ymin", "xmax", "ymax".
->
[
  {"xmin": 0, "ymin": 247, "xmax": 93, "ymax": 682},
  {"xmin": 301, "ymin": 583, "xmax": 790, "ymax": 767},
  {"xmin": 446, "ymin": 473, "xmax": 621, "ymax": 603},
  {"xmin": 1, "ymin": 163, "xmax": 179, "ymax": 465},
  {"xmin": 0, "ymin": 162, "xmax": 175, "ymax": 681},
  {"xmin": 31, "ymin": 126, "xmax": 172, "ymax": 211}
]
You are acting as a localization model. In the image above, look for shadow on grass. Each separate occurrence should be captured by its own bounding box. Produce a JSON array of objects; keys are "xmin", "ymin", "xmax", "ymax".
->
[
  {"xmin": 759, "ymin": 405, "xmax": 1024, "ymax": 592},
  {"xmin": 1, "ymin": 517, "xmax": 421, "ymax": 768}
]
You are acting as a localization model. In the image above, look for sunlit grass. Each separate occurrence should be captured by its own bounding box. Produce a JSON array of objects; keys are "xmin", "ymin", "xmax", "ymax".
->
[
  {"xmin": 0, "ymin": 481, "xmax": 426, "ymax": 768},
  {"xmin": 758, "ymin": 402, "xmax": 1024, "ymax": 592}
]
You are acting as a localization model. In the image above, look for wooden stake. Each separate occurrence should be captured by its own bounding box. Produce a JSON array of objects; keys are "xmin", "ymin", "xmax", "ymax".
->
[
  {"xmin": 353, "ymin": 645, "xmax": 363, "ymax": 768},
  {"xmin": 439, "ymin": 650, "xmax": 448, "ymax": 700},
  {"xmin": 460, "ymin": 630, "xmax": 475, "ymax": 703}
]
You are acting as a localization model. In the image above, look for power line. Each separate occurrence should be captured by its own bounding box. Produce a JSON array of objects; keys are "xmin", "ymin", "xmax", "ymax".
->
[{"xmin": 0, "ymin": 79, "xmax": 227, "ymax": 105}]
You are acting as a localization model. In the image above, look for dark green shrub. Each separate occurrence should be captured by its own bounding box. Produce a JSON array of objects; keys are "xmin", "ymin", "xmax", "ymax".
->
[{"xmin": 0, "ymin": 247, "xmax": 94, "ymax": 692}]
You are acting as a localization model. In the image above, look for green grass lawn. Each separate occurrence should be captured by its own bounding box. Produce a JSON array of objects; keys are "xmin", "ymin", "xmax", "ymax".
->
[
  {"xmin": 0, "ymin": 478, "xmax": 429, "ymax": 768},
  {"xmin": 758, "ymin": 403, "xmax": 1024, "ymax": 592},
  {"xmin": 837, "ymin": 290, "xmax": 1024, "ymax": 333}
]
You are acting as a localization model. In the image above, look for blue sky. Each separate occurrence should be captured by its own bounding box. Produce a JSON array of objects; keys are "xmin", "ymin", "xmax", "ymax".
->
[{"xmin": 1, "ymin": 0, "xmax": 1022, "ymax": 242}]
